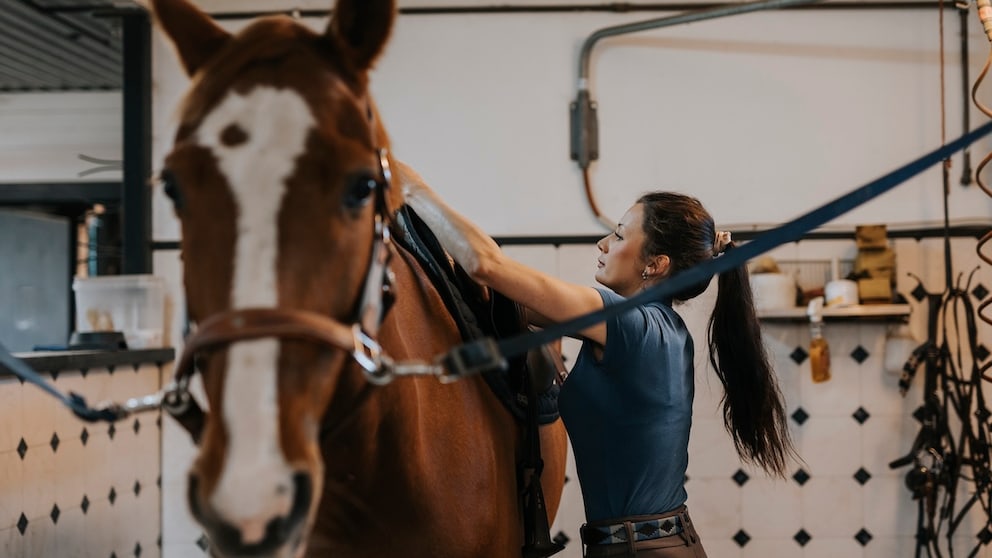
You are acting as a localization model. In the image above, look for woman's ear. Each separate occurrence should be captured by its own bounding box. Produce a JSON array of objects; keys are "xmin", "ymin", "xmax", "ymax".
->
[{"xmin": 650, "ymin": 255, "xmax": 672, "ymax": 278}]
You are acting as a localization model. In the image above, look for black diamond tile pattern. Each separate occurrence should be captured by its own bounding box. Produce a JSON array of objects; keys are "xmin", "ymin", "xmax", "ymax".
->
[
  {"xmin": 976, "ymin": 344, "xmax": 990, "ymax": 362},
  {"xmin": 854, "ymin": 468, "xmax": 872, "ymax": 485},
  {"xmin": 790, "ymin": 346, "xmax": 809, "ymax": 365},
  {"xmin": 111, "ymin": 552, "xmax": 118, "ymax": 558},
  {"xmin": 134, "ymin": 542, "xmax": 142, "ymax": 557},
  {"xmin": 733, "ymin": 529, "xmax": 751, "ymax": 547},
  {"xmin": 133, "ymin": 418, "xmax": 141, "ymax": 435},
  {"xmin": 851, "ymin": 345, "xmax": 870, "ymax": 364},
  {"xmin": 16, "ymin": 438, "xmax": 27, "ymax": 460},
  {"xmin": 81, "ymin": 427, "xmax": 90, "ymax": 446},
  {"xmin": 913, "ymin": 406, "xmax": 926, "ymax": 423},
  {"xmin": 978, "ymin": 527, "xmax": 992, "ymax": 544},
  {"xmin": 794, "ymin": 529, "xmax": 811, "ymax": 546},
  {"xmin": 732, "ymin": 469, "xmax": 750, "ymax": 486},
  {"xmin": 793, "ymin": 469, "xmax": 811, "ymax": 486},
  {"xmin": 196, "ymin": 535, "xmax": 210, "ymax": 552},
  {"xmin": 134, "ymin": 480, "xmax": 142, "ymax": 497},
  {"xmin": 855, "ymin": 528, "xmax": 873, "ymax": 546},
  {"xmin": 81, "ymin": 495, "xmax": 90, "ymax": 514},
  {"xmin": 912, "ymin": 283, "xmax": 928, "ymax": 301},
  {"xmin": 50, "ymin": 503, "xmax": 60, "ymax": 524},
  {"xmin": 972, "ymin": 283, "xmax": 989, "ymax": 301},
  {"xmin": 852, "ymin": 407, "xmax": 870, "ymax": 424},
  {"xmin": 553, "ymin": 531, "xmax": 570, "ymax": 546},
  {"xmin": 978, "ymin": 407, "xmax": 991, "ymax": 422},
  {"xmin": 108, "ymin": 423, "xmax": 116, "ymax": 440},
  {"xmin": 109, "ymin": 486, "xmax": 117, "ymax": 505},
  {"xmin": 791, "ymin": 407, "xmax": 810, "ymax": 426},
  {"xmin": 17, "ymin": 513, "xmax": 27, "ymax": 535},
  {"xmin": 50, "ymin": 432, "xmax": 60, "ymax": 453}
]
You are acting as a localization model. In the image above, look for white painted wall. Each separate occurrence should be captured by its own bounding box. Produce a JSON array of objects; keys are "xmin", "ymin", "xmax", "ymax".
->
[
  {"xmin": 0, "ymin": 92, "xmax": 121, "ymax": 183},
  {"xmin": 151, "ymin": 1, "xmax": 992, "ymax": 557},
  {"xmin": 4, "ymin": 2, "xmax": 992, "ymax": 557}
]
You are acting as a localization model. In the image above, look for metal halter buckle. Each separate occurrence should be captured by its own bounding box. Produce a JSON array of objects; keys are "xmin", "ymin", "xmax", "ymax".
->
[
  {"xmin": 352, "ymin": 324, "xmax": 392, "ymax": 384},
  {"xmin": 437, "ymin": 337, "xmax": 507, "ymax": 383}
]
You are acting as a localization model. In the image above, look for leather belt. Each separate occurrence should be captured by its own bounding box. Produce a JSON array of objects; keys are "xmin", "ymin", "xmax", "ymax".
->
[{"xmin": 580, "ymin": 514, "xmax": 682, "ymax": 545}]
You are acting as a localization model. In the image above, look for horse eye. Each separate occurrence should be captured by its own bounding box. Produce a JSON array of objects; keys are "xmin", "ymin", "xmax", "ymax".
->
[
  {"xmin": 345, "ymin": 173, "xmax": 379, "ymax": 209},
  {"xmin": 161, "ymin": 169, "xmax": 184, "ymax": 211}
]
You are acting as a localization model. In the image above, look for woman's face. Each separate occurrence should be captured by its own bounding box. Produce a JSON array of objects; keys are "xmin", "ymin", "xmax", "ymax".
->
[{"xmin": 595, "ymin": 203, "xmax": 651, "ymax": 297}]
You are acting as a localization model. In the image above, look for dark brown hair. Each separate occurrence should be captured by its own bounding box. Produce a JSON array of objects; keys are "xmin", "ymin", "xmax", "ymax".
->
[{"xmin": 638, "ymin": 191, "xmax": 795, "ymax": 476}]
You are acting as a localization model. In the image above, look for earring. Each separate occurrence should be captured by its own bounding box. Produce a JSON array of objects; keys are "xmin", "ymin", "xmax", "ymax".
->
[{"xmin": 641, "ymin": 270, "xmax": 649, "ymax": 281}]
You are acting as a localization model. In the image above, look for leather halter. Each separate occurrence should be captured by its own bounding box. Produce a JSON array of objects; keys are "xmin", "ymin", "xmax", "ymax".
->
[{"xmin": 173, "ymin": 147, "xmax": 397, "ymax": 386}]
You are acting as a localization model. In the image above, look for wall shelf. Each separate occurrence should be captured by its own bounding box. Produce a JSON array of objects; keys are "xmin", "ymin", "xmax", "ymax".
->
[{"xmin": 758, "ymin": 304, "xmax": 911, "ymax": 322}]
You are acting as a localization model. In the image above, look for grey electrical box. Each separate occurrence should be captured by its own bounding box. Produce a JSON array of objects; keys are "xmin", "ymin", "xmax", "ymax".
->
[{"xmin": 0, "ymin": 209, "xmax": 71, "ymax": 352}]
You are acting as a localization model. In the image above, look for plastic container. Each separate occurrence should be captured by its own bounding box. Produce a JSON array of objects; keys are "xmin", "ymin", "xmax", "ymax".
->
[
  {"xmin": 749, "ymin": 273, "xmax": 797, "ymax": 311},
  {"xmin": 73, "ymin": 274, "xmax": 165, "ymax": 349},
  {"xmin": 824, "ymin": 258, "xmax": 859, "ymax": 307}
]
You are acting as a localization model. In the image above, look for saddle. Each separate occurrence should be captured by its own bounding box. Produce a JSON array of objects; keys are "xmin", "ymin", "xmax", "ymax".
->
[
  {"xmin": 392, "ymin": 205, "xmax": 561, "ymax": 424},
  {"xmin": 393, "ymin": 205, "xmax": 565, "ymax": 558}
]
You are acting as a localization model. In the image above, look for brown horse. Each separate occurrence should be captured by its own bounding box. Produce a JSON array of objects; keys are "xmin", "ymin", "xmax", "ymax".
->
[{"xmin": 149, "ymin": 0, "xmax": 568, "ymax": 557}]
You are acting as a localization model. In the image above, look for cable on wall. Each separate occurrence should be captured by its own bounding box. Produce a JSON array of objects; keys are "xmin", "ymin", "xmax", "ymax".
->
[
  {"xmin": 889, "ymin": 5, "xmax": 992, "ymax": 556},
  {"xmin": 974, "ymin": 0, "xmax": 992, "ymax": 379}
]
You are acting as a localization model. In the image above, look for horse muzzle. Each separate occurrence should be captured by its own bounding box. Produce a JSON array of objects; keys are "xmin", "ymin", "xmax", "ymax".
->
[{"xmin": 189, "ymin": 472, "xmax": 314, "ymax": 558}]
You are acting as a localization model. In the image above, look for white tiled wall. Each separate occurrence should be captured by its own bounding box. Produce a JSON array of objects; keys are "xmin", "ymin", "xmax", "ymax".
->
[
  {"xmin": 0, "ymin": 363, "xmax": 164, "ymax": 558},
  {"xmin": 152, "ymin": 235, "xmax": 992, "ymax": 558},
  {"xmin": 506, "ymin": 237, "xmax": 992, "ymax": 558}
]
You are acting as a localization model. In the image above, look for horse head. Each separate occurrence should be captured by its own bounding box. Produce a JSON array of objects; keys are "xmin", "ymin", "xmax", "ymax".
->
[{"xmin": 150, "ymin": 1, "xmax": 402, "ymax": 555}]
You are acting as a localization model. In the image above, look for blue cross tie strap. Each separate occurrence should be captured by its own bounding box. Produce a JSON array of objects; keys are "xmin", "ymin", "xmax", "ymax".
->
[
  {"xmin": 492, "ymin": 119, "xmax": 992, "ymax": 361},
  {"xmin": 0, "ymin": 342, "xmax": 123, "ymax": 423}
]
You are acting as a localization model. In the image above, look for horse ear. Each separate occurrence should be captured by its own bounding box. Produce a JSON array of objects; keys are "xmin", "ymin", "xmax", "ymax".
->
[
  {"xmin": 325, "ymin": 0, "xmax": 396, "ymax": 71},
  {"xmin": 147, "ymin": 0, "xmax": 231, "ymax": 76}
]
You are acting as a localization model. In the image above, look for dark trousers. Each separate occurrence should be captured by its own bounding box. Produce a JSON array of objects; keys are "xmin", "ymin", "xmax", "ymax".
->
[{"xmin": 581, "ymin": 506, "xmax": 708, "ymax": 558}]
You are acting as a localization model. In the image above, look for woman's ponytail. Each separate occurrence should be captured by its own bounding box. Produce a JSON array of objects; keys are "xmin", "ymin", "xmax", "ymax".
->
[{"xmin": 707, "ymin": 244, "xmax": 795, "ymax": 476}]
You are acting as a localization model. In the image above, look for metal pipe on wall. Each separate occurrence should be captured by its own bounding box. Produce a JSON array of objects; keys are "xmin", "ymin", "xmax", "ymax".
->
[{"xmin": 569, "ymin": 0, "xmax": 825, "ymax": 229}]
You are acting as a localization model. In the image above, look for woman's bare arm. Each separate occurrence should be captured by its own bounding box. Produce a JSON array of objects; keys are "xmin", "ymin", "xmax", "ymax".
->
[{"xmin": 396, "ymin": 159, "xmax": 606, "ymax": 345}]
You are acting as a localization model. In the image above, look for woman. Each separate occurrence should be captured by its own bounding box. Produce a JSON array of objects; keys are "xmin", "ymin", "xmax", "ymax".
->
[{"xmin": 398, "ymin": 162, "xmax": 795, "ymax": 558}]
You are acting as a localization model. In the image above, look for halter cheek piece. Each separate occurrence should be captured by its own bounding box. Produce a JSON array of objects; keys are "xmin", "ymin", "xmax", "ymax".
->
[{"xmin": 74, "ymin": 101, "xmax": 504, "ymax": 433}]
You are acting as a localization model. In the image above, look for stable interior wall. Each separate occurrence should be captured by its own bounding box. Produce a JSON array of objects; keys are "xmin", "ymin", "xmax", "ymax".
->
[
  {"xmin": 0, "ymin": 92, "xmax": 121, "ymax": 183},
  {"xmin": 145, "ymin": 3, "xmax": 992, "ymax": 557}
]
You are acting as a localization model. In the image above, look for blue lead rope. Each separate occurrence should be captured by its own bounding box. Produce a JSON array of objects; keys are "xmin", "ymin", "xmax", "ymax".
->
[
  {"xmin": 494, "ymin": 120, "xmax": 992, "ymax": 360},
  {"xmin": 0, "ymin": 343, "xmax": 122, "ymax": 423},
  {"xmin": 3, "ymin": 121, "xmax": 992, "ymax": 419}
]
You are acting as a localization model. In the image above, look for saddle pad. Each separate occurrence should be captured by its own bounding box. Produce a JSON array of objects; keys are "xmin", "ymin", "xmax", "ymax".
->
[{"xmin": 392, "ymin": 205, "xmax": 560, "ymax": 424}]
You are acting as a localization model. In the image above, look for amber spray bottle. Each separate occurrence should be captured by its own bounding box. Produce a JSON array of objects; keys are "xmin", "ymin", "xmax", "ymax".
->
[{"xmin": 807, "ymin": 296, "xmax": 831, "ymax": 383}]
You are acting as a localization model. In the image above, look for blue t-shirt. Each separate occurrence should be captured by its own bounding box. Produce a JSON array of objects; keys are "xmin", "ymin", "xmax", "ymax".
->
[{"xmin": 558, "ymin": 288, "xmax": 694, "ymax": 522}]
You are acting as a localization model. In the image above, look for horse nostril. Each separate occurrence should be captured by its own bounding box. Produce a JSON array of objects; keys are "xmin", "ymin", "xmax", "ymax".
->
[
  {"xmin": 187, "ymin": 471, "xmax": 314, "ymax": 556},
  {"xmin": 288, "ymin": 473, "xmax": 312, "ymax": 525}
]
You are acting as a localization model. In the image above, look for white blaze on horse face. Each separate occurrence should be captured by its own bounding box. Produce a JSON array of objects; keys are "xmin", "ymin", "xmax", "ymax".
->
[{"xmin": 194, "ymin": 86, "xmax": 315, "ymax": 543}]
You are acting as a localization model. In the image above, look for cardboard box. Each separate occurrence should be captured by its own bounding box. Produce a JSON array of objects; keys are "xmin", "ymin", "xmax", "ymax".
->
[
  {"xmin": 858, "ymin": 277, "xmax": 892, "ymax": 303},
  {"xmin": 855, "ymin": 247, "xmax": 896, "ymax": 281},
  {"xmin": 856, "ymin": 225, "xmax": 889, "ymax": 250}
]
